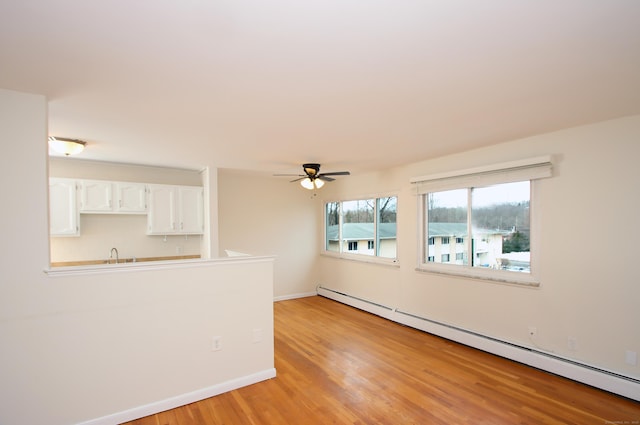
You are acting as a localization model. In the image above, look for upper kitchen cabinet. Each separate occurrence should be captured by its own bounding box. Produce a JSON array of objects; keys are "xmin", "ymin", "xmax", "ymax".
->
[
  {"xmin": 115, "ymin": 182, "xmax": 148, "ymax": 213},
  {"xmin": 147, "ymin": 184, "xmax": 204, "ymax": 235},
  {"xmin": 50, "ymin": 178, "xmax": 79, "ymax": 236},
  {"xmin": 79, "ymin": 179, "xmax": 147, "ymax": 214}
]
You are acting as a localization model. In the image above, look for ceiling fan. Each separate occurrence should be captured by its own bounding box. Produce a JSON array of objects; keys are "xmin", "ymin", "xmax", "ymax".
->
[{"xmin": 275, "ymin": 163, "xmax": 350, "ymax": 190}]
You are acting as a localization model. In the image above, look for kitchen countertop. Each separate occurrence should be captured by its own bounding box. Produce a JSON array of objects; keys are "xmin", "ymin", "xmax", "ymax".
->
[{"xmin": 50, "ymin": 254, "xmax": 201, "ymax": 268}]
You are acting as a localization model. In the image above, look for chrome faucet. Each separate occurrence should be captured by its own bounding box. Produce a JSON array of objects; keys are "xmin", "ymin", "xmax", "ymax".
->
[{"xmin": 109, "ymin": 247, "xmax": 119, "ymax": 264}]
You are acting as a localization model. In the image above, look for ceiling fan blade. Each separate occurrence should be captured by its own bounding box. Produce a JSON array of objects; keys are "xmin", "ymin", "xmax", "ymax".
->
[
  {"xmin": 318, "ymin": 175, "xmax": 335, "ymax": 182},
  {"xmin": 320, "ymin": 171, "xmax": 350, "ymax": 176},
  {"xmin": 289, "ymin": 177, "xmax": 306, "ymax": 183},
  {"xmin": 274, "ymin": 173, "xmax": 304, "ymax": 177}
]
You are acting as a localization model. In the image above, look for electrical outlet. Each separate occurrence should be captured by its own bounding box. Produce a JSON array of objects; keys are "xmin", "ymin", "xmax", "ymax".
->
[
  {"xmin": 212, "ymin": 336, "xmax": 222, "ymax": 351},
  {"xmin": 528, "ymin": 326, "xmax": 537, "ymax": 338},
  {"xmin": 625, "ymin": 350, "xmax": 637, "ymax": 366},
  {"xmin": 252, "ymin": 328, "xmax": 263, "ymax": 343}
]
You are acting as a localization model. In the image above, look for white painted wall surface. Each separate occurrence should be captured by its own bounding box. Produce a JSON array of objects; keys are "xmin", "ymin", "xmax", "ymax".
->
[
  {"xmin": 317, "ymin": 115, "xmax": 640, "ymax": 382},
  {"xmin": 217, "ymin": 169, "xmax": 321, "ymax": 299},
  {"xmin": 0, "ymin": 89, "xmax": 274, "ymax": 425}
]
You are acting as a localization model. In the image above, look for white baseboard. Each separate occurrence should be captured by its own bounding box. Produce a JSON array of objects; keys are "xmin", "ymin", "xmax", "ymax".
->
[
  {"xmin": 77, "ymin": 368, "xmax": 277, "ymax": 425},
  {"xmin": 317, "ymin": 286, "xmax": 640, "ymax": 402},
  {"xmin": 274, "ymin": 291, "xmax": 317, "ymax": 302}
]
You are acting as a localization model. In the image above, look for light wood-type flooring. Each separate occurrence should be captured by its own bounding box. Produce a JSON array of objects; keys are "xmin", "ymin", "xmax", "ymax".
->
[{"xmin": 125, "ymin": 296, "xmax": 640, "ymax": 424}]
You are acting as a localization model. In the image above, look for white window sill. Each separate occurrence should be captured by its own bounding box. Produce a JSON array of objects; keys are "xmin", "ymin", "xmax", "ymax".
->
[
  {"xmin": 415, "ymin": 263, "xmax": 540, "ymax": 288},
  {"xmin": 321, "ymin": 251, "xmax": 400, "ymax": 268}
]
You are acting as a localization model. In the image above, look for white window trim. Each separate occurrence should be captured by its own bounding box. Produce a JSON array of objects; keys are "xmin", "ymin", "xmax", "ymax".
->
[
  {"xmin": 322, "ymin": 193, "xmax": 399, "ymax": 266},
  {"xmin": 412, "ymin": 156, "xmax": 551, "ymax": 287}
]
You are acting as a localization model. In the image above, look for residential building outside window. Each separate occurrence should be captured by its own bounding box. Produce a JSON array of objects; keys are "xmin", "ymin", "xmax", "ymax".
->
[{"xmin": 325, "ymin": 196, "xmax": 397, "ymax": 261}]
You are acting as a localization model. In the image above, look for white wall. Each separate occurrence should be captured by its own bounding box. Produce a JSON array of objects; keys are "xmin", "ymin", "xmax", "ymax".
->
[
  {"xmin": 0, "ymin": 88, "xmax": 274, "ymax": 425},
  {"xmin": 317, "ymin": 115, "xmax": 640, "ymax": 382},
  {"xmin": 217, "ymin": 169, "xmax": 321, "ymax": 299}
]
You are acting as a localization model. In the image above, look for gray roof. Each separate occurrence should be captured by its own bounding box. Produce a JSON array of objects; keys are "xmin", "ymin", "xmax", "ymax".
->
[
  {"xmin": 327, "ymin": 222, "xmax": 505, "ymax": 241},
  {"xmin": 428, "ymin": 222, "xmax": 468, "ymax": 237},
  {"xmin": 428, "ymin": 222, "xmax": 509, "ymax": 238},
  {"xmin": 326, "ymin": 223, "xmax": 396, "ymax": 241}
]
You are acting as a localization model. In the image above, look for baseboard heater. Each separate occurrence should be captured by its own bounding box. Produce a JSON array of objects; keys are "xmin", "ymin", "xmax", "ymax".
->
[{"xmin": 317, "ymin": 285, "xmax": 640, "ymax": 402}]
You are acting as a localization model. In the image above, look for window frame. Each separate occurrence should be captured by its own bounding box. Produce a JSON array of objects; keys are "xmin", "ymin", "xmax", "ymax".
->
[
  {"xmin": 417, "ymin": 181, "xmax": 540, "ymax": 286},
  {"xmin": 412, "ymin": 156, "xmax": 551, "ymax": 287},
  {"xmin": 323, "ymin": 193, "xmax": 399, "ymax": 266}
]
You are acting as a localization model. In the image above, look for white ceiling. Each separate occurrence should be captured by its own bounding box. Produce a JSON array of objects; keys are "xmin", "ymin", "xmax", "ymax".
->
[{"xmin": 2, "ymin": 1, "xmax": 640, "ymax": 175}]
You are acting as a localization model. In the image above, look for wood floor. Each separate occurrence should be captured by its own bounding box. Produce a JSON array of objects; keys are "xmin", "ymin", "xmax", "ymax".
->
[{"xmin": 124, "ymin": 296, "xmax": 640, "ymax": 424}]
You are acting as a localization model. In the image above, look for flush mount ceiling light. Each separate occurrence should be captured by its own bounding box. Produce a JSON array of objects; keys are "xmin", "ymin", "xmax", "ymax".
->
[{"xmin": 48, "ymin": 136, "xmax": 86, "ymax": 156}]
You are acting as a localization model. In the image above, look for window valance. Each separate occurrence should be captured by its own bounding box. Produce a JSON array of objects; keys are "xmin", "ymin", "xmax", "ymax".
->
[{"xmin": 410, "ymin": 155, "xmax": 553, "ymax": 194}]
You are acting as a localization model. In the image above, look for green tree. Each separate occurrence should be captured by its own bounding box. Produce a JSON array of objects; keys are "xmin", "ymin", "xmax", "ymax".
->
[{"xmin": 503, "ymin": 231, "xmax": 530, "ymax": 253}]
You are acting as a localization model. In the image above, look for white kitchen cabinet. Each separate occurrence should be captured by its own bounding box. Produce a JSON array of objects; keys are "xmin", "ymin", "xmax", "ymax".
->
[
  {"xmin": 178, "ymin": 185, "xmax": 204, "ymax": 234},
  {"xmin": 79, "ymin": 180, "xmax": 112, "ymax": 212},
  {"xmin": 147, "ymin": 184, "xmax": 204, "ymax": 235},
  {"xmin": 79, "ymin": 179, "xmax": 147, "ymax": 214},
  {"xmin": 49, "ymin": 178, "xmax": 79, "ymax": 236},
  {"xmin": 114, "ymin": 182, "xmax": 147, "ymax": 213}
]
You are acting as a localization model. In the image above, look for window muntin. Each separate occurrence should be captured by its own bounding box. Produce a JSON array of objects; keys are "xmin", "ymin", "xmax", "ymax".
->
[
  {"xmin": 324, "ymin": 196, "xmax": 397, "ymax": 261},
  {"xmin": 424, "ymin": 181, "xmax": 531, "ymax": 275}
]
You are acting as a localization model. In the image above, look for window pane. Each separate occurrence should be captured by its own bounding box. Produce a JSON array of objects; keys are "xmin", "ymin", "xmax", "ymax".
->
[
  {"xmin": 377, "ymin": 196, "xmax": 397, "ymax": 259},
  {"xmin": 471, "ymin": 181, "xmax": 530, "ymax": 272},
  {"xmin": 343, "ymin": 199, "xmax": 375, "ymax": 256},
  {"xmin": 325, "ymin": 202, "xmax": 340, "ymax": 252},
  {"xmin": 427, "ymin": 189, "xmax": 468, "ymax": 265}
]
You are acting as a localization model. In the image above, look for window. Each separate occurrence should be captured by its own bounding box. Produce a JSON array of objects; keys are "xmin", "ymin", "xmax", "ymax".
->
[
  {"xmin": 412, "ymin": 156, "xmax": 552, "ymax": 285},
  {"xmin": 325, "ymin": 196, "xmax": 397, "ymax": 261},
  {"xmin": 425, "ymin": 181, "xmax": 530, "ymax": 272}
]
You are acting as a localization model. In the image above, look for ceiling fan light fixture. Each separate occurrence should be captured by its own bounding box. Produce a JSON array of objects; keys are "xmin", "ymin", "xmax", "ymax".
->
[
  {"xmin": 48, "ymin": 136, "xmax": 86, "ymax": 156},
  {"xmin": 300, "ymin": 177, "xmax": 315, "ymax": 190},
  {"xmin": 300, "ymin": 177, "xmax": 325, "ymax": 190}
]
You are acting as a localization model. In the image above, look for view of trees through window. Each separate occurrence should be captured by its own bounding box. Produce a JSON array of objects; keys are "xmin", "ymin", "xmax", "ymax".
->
[
  {"xmin": 426, "ymin": 181, "xmax": 531, "ymax": 272},
  {"xmin": 325, "ymin": 197, "xmax": 397, "ymax": 259}
]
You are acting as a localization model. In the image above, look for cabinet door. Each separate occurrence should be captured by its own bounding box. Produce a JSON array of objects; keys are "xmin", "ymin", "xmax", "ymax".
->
[
  {"xmin": 115, "ymin": 182, "xmax": 147, "ymax": 213},
  {"xmin": 50, "ymin": 178, "xmax": 79, "ymax": 236},
  {"xmin": 147, "ymin": 185, "xmax": 176, "ymax": 234},
  {"xmin": 178, "ymin": 186, "xmax": 204, "ymax": 234},
  {"xmin": 80, "ymin": 180, "xmax": 113, "ymax": 212}
]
